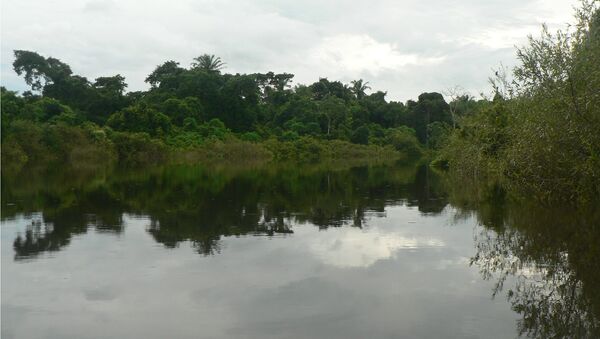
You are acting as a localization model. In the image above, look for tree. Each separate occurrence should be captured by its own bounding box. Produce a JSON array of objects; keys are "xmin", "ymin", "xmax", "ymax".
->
[
  {"xmin": 254, "ymin": 72, "xmax": 294, "ymax": 106},
  {"xmin": 384, "ymin": 126, "xmax": 422, "ymax": 157},
  {"xmin": 309, "ymin": 78, "xmax": 352, "ymax": 101},
  {"xmin": 191, "ymin": 54, "xmax": 225, "ymax": 73},
  {"xmin": 13, "ymin": 50, "xmax": 73, "ymax": 91},
  {"xmin": 318, "ymin": 95, "xmax": 350, "ymax": 137},
  {"xmin": 161, "ymin": 97, "xmax": 204, "ymax": 126},
  {"xmin": 350, "ymin": 79, "xmax": 370, "ymax": 100},
  {"xmin": 444, "ymin": 86, "xmax": 468, "ymax": 128},
  {"xmin": 217, "ymin": 74, "xmax": 260, "ymax": 132},
  {"xmin": 145, "ymin": 60, "xmax": 184, "ymax": 88},
  {"xmin": 107, "ymin": 104, "xmax": 171, "ymax": 136},
  {"xmin": 407, "ymin": 92, "xmax": 451, "ymax": 145},
  {"xmin": 94, "ymin": 75, "xmax": 127, "ymax": 96}
]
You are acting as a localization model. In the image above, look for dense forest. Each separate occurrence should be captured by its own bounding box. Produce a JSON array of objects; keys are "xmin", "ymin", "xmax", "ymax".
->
[
  {"xmin": 2, "ymin": 1, "xmax": 599, "ymax": 202},
  {"xmin": 1, "ymin": 49, "xmax": 470, "ymax": 167}
]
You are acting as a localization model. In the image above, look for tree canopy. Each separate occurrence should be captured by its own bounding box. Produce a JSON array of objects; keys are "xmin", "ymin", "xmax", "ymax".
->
[{"xmin": 7, "ymin": 50, "xmax": 459, "ymax": 147}]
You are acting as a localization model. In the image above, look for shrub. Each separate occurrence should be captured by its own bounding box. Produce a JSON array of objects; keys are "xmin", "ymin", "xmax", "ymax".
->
[
  {"xmin": 350, "ymin": 126, "xmax": 369, "ymax": 145},
  {"xmin": 240, "ymin": 131, "xmax": 261, "ymax": 142},
  {"xmin": 384, "ymin": 126, "xmax": 422, "ymax": 157},
  {"xmin": 166, "ymin": 132, "xmax": 204, "ymax": 148},
  {"xmin": 280, "ymin": 131, "xmax": 299, "ymax": 142},
  {"xmin": 110, "ymin": 132, "xmax": 166, "ymax": 164}
]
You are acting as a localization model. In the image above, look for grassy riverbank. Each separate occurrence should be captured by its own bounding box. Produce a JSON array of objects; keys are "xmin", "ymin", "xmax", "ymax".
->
[{"xmin": 1, "ymin": 120, "xmax": 404, "ymax": 172}]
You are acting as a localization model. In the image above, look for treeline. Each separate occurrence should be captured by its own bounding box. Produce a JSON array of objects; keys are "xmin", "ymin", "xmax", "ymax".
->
[
  {"xmin": 436, "ymin": 1, "xmax": 600, "ymax": 202},
  {"xmin": 1, "ymin": 50, "xmax": 481, "ymax": 168}
]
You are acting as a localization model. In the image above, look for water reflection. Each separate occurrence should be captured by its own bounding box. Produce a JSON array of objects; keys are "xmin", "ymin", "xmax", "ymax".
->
[
  {"xmin": 2, "ymin": 163, "xmax": 445, "ymax": 258},
  {"xmin": 447, "ymin": 177, "xmax": 600, "ymax": 338},
  {"xmin": 2, "ymin": 162, "xmax": 599, "ymax": 337}
]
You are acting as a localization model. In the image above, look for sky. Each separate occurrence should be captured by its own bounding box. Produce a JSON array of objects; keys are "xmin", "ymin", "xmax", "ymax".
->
[{"xmin": 1, "ymin": 0, "xmax": 578, "ymax": 101}]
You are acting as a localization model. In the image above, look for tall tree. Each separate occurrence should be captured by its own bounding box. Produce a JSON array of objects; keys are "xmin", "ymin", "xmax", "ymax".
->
[
  {"xmin": 145, "ymin": 61, "xmax": 184, "ymax": 88},
  {"xmin": 191, "ymin": 54, "xmax": 225, "ymax": 73},
  {"xmin": 13, "ymin": 50, "xmax": 73, "ymax": 91},
  {"xmin": 350, "ymin": 79, "xmax": 371, "ymax": 99}
]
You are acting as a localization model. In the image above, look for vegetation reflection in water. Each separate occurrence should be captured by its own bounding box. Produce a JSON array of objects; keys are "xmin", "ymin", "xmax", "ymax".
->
[
  {"xmin": 2, "ymin": 162, "xmax": 599, "ymax": 337},
  {"xmin": 3, "ymin": 162, "xmax": 446, "ymax": 258}
]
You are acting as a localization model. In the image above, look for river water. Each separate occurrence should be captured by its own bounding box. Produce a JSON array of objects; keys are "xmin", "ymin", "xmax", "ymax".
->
[{"xmin": 2, "ymin": 162, "xmax": 598, "ymax": 338}]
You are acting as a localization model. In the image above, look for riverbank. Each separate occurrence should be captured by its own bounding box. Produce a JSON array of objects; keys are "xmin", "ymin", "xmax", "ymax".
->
[{"xmin": 1, "ymin": 122, "xmax": 405, "ymax": 173}]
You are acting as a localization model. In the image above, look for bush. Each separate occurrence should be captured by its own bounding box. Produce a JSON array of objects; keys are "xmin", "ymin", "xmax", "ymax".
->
[
  {"xmin": 166, "ymin": 131, "xmax": 204, "ymax": 148},
  {"xmin": 110, "ymin": 132, "xmax": 166, "ymax": 164},
  {"xmin": 439, "ymin": 2, "xmax": 600, "ymax": 201},
  {"xmin": 426, "ymin": 121, "xmax": 451, "ymax": 150},
  {"xmin": 240, "ymin": 131, "xmax": 261, "ymax": 142},
  {"xmin": 280, "ymin": 131, "xmax": 299, "ymax": 142},
  {"xmin": 384, "ymin": 127, "xmax": 422, "ymax": 157},
  {"xmin": 198, "ymin": 118, "xmax": 230, "ymax": 140},
  {"xmin": 4, "ymin": 120, "xmax": 46, "ymax": 161},
  {"xmin": 1, "ymin": 139, "xmax": 28, "ymax": 170}
]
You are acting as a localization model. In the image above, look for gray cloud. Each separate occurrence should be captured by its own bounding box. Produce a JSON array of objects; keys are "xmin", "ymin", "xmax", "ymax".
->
[{"xmin": 1, "ymin": 0, "xmax": 577, "ymax": 101}]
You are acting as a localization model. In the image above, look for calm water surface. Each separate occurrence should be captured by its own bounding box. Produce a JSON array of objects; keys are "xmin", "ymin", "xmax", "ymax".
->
[{"xmin": 2, "ymin": 163, "xmax": 599, "ymax": 338}]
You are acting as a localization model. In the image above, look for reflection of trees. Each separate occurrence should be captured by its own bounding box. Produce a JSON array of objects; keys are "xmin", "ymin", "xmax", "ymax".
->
[
  {"xmin": 127, "ymin": 163, "xmax": 448, "ymax": 254},
  {"xmin": 6, "ymin": 162, "xmax": 599, "ymax": 335},
  {"xmin": 3, "ymin": 162, "xmax": 448, "ymax": 258},
  {"xmin": 9, "ymin": 182, "xmax": 126, "ymax": 260},
  {"xmin": 409, "ymin": 165, "xmax": 448, "ymax": 214},
  {"xmin": 462, "ymin": 181, "xmax": 600, "ymax": 337},
  {"xmin": 13, "ymin": 219, "xmax": 75, "ymax": 259}
]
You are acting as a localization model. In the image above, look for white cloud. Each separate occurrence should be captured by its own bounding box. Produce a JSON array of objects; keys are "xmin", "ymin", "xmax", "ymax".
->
[
  {"xmin": 308, "ymin": 226, "xmax": 444, "ymax": 268},
  {"xmin": 309, "ymin": 34, "xmax": 445, "ymax": 76},
  {"xmin": 449, "ymin": 26, "xmax": 539, "ymax": 50},
  {"xmin": 0, "ymin": 0, "xmax": 579, "ymax": 101},
  {"xmin": 83, "ymin": 0, "xmax": 116, "ymax": 12}
]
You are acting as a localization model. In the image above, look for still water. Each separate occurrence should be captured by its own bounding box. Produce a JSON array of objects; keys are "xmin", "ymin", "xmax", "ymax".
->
[{"xmin": 2, "ymin": 162, "xmax": 599, "ymax": 338}]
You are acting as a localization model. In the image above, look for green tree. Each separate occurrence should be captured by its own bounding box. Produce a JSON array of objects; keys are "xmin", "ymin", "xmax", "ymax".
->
[
  {"xmin": 408, "ymin": 92, "xmax": 451, "ymax": 145},
  {"xmin": 107, "ymin": 104, "xmax": 171, "ymax": 136},
  {"xmin": 191, "ymin": 54, "xmax": 225, "ymax": 73},
  {"xmin": 13, "ymin": 50, "xmax": 73, "ymax": 91},
  {"xmin": 145, "ymin": 60, "xmax": 184, "ymax": 88},
  {"xmin": 350, "ymin": 79, "xmax": 371, "ymax": 99}
]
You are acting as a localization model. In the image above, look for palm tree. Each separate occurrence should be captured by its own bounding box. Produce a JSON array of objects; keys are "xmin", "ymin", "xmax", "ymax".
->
[
  {"xmin": 350, "ymin": 79, "xmax": 370, "ymax": 99},
  {"xmin": 191, "ymin": 54, "xmax": 226, "ymax": 72}
]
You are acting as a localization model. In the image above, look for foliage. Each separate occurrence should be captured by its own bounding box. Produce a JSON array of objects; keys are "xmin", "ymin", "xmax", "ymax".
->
[
  {"xmin": 5, "ymin": 40, "xmax": 464, "ymax": 167},
  {"xmin": 109, "ymin": 132, "xmax": 166, "ymax": 164},
  {"xmin": 439, "ymin": 1, "xmax": 600, "ymax": 202},
  {"xmin": 107, "ymin": 104, "xmax": 171, "ymax": 136},
  {"xmin": 383, "ymin": 126, "xmax": 422, "ymax": 157},
  {"xmin": 350, "ymin": 125, "xmax": 370, "ymax": 145}
]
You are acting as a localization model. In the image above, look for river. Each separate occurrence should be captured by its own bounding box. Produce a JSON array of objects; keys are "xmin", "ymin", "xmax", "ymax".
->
[{"xmin": 2, "ymin": 161, "xmax": 598, "ymax": 338}]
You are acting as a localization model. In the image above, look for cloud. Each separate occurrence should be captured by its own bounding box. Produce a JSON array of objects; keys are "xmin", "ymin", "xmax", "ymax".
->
[
  {"xmin": 0, "ymin": 0, "xmax": 579, "ymax": 101},
  {"xmin": 83, "ymin": 0, "xmax": 116, "ymax": 13},
  {"xmin": 309, "ymin": 34, "xmax": 445, "ymax": 76},
  {"xmin": 308, "ymin": 226, "xmax": 444, "ymax": 268}
]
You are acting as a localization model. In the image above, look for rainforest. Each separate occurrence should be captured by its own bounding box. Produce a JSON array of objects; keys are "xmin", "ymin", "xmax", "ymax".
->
[{"xmin": 1, "ymin": 1, "xmax": 599, "ymax": 339}]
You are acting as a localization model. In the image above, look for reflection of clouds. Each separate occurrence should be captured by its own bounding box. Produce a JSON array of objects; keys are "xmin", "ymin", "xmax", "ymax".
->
[{"xmin": 308, "ymin": 227, "xmax": 445, "ymax": 268}]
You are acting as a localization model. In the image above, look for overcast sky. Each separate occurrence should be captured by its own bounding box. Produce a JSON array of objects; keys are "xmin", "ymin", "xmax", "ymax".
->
[{"xmin": 1, "ymin": 0, "xmax": 577, "ymax": 101}]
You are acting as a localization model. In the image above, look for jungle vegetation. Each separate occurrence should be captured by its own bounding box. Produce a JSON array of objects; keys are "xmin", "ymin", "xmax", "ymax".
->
[
  {"xmin": 1, "ymin": 50, "xmax": 456, "ymax": 169},
  {"xmin": 436, "ymin": 1, "xmax": 600, "ymax": 202},
  {"xmin": 1, "ymin": 1, "xmax": 598, "ymax": 202}
]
